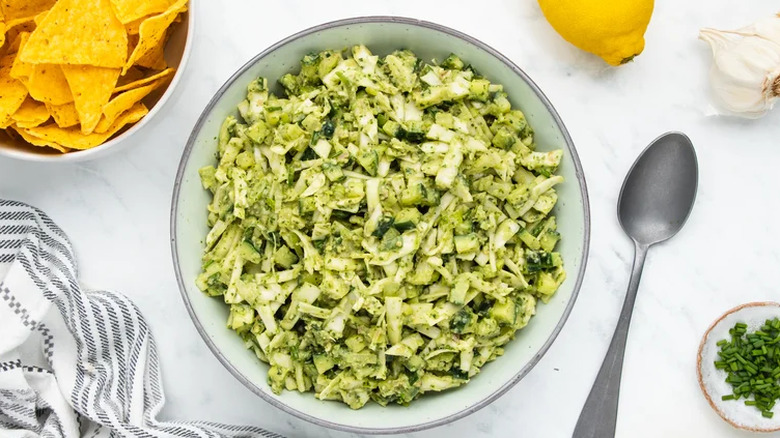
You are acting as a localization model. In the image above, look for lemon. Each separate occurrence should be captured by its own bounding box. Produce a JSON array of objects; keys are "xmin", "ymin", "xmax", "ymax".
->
[{"xmin": 537, "ymin": 0, "xmax": 654, "ymax": 66}]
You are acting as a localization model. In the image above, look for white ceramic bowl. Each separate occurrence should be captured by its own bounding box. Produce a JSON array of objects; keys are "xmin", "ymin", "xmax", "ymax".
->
[
  {"xmin": 0, "ymin": 5, "xmax": 194, "ymax": 162},
  {"xmin": 697, "ymin": 302, "xmax": 780, "ymax": 432},
  {"xmin": 171, "ymin": 16, "xmax": 590, "ymax": 434}
]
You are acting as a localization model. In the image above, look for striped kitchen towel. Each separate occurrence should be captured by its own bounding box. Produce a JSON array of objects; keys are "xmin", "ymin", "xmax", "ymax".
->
[{"xmin": 0, "ymin": 200, "xmax": 283, "ymax": 438}]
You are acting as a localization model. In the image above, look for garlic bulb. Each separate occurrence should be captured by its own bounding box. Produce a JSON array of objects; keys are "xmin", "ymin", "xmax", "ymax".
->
[{"xmin": 699, "ymin": 15, "xmax": 780, "ymax": 118}]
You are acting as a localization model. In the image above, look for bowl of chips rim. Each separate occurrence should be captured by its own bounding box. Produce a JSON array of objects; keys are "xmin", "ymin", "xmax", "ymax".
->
[{"xmin": 0, "ymin": 0, "xmax": 194, "ymax": 162}]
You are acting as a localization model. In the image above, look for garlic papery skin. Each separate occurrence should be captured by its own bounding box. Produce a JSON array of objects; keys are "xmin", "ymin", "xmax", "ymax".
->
[{"xmin": 699, "ymin": 15, "xmax": 780, "ymax": 119}]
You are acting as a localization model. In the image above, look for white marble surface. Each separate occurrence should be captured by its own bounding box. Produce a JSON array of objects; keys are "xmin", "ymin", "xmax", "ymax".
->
[{"xmin": 3, "ymin": 1, "xmax": 780, "ymax": 436}]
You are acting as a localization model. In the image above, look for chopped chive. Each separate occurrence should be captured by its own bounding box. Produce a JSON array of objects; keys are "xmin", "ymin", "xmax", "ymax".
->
[{"xmin": 715, "ymin": 318, "xmax": 780, "ymax": 419}]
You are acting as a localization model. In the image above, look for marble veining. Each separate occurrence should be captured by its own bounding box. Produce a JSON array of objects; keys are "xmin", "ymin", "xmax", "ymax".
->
[{"xmin": 2, "ymin": 1, "xmax": 780, "ymax": 437}]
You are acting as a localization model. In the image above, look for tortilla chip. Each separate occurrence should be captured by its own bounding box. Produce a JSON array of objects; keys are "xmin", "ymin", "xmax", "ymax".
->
[
  {"xmin": 3, "ymin": 21, "xmax": 35, "ymax": 54},
  {"xmin": 126, "ymin": 33, "xmax": 139, "ymax": 62},
  {"xmin": 12, "ymin": 97, "xmax": 50, "ymax": 128},
  {"xmin": 0, "ymin": 54, "xmax": 29, "ymax": 125},
  {"xmin": 98, "ymin": 77, "xmax": 167, "ymax": 133},
  {"xmin": 7, "ymin": 17, "xmax": 35, "ymax": 33},
  {"xmin": 114, "ymin": 67, "xmax": 174, "ymax": 93},
  {"xmin": 33, "ymin": 9, "xmax": 48, "ymax": 26},
  {"xmin": 11, "ymin": 124, "xmax": 68, "ymax": 152},
  {"xmin": 117, "ymin": 66, "xmax": 145, "ymax": 86},
  {"xmin": 123, "ymin": 0, "xmax": 186, "ymax": 74},
  {"xmin": 4, "ymin": 33, "xmax": 21, "ymax": 55},
  {"xmin": 27, "ymin": 64, "xmax": 73, "ymax": 105},
  {"xmin": 125, "ymin": 16, "xmax": 146, "ymax": 35},
  {"xmin": 110, "ymin": 0, "xmax": 176, "ymax": 24},
  {"xmin": 9, "ymin": 32, "xmax": 32, "ymax": 81},
  {"xmin": 5, "ymin": 16, "xmax": 32, "ymax": 30},
  {"xmin": 16, "ymin": 118, "xmax": 48, "ymax": 129},
  {"xmin": 25, "ymin": 103, "xmax": 148, "ymax": 150},
  {"xmin": 135, "ymin": 29, "xmax": 168, "ymax": 70},
  {"xmin": 46, "ymin": 102, "xmax": 80, "ymax": 128},
  {"xmin": 0, "ymin": 0, "xmax": 55, "ymax": 23},
  {"xmin": 20, "ymin": 0, "xmax": 128, "ymax": 68},
  {"xmin": 4, "ymin": 11, "xmax": 46, "ymax": 48},
  {"xmin": 0, "ymin": 9, "xmax": 6, "ymax": 51},
  {"xmin": 61, "ymin": 65, "xmax": 120, "ymax": 134}
]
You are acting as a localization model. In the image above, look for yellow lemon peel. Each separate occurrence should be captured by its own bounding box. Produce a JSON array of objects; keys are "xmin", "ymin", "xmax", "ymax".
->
[{"xmin": 538, "ymin": 0, "xmax": 654, "ymax": 66}]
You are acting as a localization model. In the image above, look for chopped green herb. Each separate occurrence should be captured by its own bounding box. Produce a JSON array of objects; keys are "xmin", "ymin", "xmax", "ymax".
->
[
  {"xmin": 715, "ymin": 317, "xmax": 780, "ymax": 419},
  {"xmin": 197, "ymin": 45, "xmax": 566, "ymax": 410}
]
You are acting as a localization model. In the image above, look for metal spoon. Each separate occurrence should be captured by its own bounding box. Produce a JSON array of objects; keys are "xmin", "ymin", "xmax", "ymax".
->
[{"xmin": 573, "ymin": 132, "xmax": 698, "ymax": 438}]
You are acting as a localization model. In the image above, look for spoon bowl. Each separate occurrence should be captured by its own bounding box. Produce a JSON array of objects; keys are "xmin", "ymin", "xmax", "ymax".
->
[{"xmin": 618, "ymin": 132, "xmax": 698, "ymax": 246}]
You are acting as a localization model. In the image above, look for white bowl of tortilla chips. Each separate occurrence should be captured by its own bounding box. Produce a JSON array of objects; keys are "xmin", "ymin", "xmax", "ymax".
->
[{"xmin": 0, "ymin": 0, "xmax": 193, "ymax": 161}]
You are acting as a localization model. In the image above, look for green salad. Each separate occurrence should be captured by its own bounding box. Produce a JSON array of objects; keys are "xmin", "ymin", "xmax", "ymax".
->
[{"xmin": 197, "ymin": 45, "xmax": 566, "ymax": 409}]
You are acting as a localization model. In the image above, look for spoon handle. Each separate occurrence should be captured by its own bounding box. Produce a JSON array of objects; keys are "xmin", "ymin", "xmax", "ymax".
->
[{"xmin": 572, "ymin": 242, "xmax": 649, "ymax": 438}]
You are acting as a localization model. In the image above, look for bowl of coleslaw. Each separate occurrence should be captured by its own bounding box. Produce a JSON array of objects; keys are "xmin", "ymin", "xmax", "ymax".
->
[{"xmin": 171, "ymin": 16, "xmax": 590, "ymax": 434}]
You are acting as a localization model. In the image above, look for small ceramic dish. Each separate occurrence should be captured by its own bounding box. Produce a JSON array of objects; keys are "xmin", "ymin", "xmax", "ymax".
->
[
  {"xmin": 0, "ymin": 4, "xmax": 194, "ymax": 162},
  {"xmin": 171, "ymin": 16, "xmax": 590, "ymax": 434},
  {"xmin": 697, "ymin": 301, "xmax": 780, "ymax": 432}
]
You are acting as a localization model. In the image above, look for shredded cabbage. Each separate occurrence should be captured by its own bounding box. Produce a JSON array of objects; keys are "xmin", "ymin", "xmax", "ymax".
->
[{"xmin": 197, "ymin": 46, "xmax": 566, "ymax": 409}]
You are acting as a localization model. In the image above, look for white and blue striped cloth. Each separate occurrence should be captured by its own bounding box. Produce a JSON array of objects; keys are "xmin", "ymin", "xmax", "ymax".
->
[{"xmin": 0, "ymin": 200, "xmax": 282, "ymax": 438}]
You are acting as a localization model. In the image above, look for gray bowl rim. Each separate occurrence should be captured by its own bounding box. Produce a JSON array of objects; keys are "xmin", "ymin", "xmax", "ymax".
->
[{"xmin": 171, "ymin": 15, "xmax": 591, "ymax": 435}]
